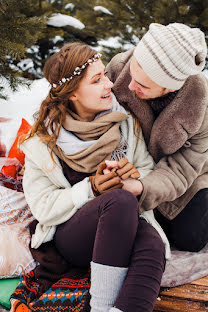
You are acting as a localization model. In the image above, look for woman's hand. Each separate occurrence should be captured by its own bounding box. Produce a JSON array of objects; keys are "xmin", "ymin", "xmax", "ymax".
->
[
  {"xmin": 89, "ymin": 161, "xmax": 123, "ymax": 196},
  {"xmin": 103, "ymin": 160, "xmax": 119, "ymax": 174},
  {"xmin": 122, "ymin": 178, "xmax": 143, "ymax": 196},
  {"xmin": 104, "ymin": 158, "xmax": 143, "ymax": 196}
]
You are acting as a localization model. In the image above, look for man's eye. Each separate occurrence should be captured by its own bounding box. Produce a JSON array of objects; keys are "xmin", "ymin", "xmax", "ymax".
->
[{"xmin": 104, "ymin": 71, "xmax": 108, "ymax": 76}]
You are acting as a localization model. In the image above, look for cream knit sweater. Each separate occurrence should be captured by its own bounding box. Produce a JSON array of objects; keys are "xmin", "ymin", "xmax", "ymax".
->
[{"xmin": 21, "ymin": 112, "xmax": 171, "ymax": 258}]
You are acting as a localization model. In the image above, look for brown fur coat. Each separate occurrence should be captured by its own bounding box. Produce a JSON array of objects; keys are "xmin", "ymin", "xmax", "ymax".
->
[{"xmin": 107, "ymin": 49, "xmax": 208, "ymax": 219}]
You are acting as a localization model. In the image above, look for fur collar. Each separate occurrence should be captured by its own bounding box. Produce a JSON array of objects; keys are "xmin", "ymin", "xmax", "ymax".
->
[
  {"xmin": 110, "ymin": 50, "xmax": 208, "ymax": 161},
  {"xmin": 149, "ymin": 74, "xmax": 208, "ymax": 161}
]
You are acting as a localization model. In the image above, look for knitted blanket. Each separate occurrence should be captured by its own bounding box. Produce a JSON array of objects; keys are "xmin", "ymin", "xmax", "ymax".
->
[
  {"xmin": 10, "ymin": 271, "xmax": 90, "ymax": 312},
  {"xmin": 8, "ymin": 245, "xmax": 208, "ymax": 311},
  {"xmin": 8, "ymin": 218, "xmax": 208, "ymax": 312}
]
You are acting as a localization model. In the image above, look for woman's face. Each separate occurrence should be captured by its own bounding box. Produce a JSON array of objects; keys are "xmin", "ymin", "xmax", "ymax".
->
[{"xmin": 70, "ymin": 59, "xmax": 114, "ymax": 121}]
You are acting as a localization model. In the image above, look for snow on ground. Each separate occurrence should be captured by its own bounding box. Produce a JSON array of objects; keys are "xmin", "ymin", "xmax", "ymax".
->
[
  {"xmin": 47, "ymin": 13, "xmax": 85, "ymax": 29},
  {"xmin": 0, "ymin": 78, "xmax": 50, "ymax": 154},
  {"xmin": 0, "ymin": 78, "xmax": 49, "ymax": 122}
]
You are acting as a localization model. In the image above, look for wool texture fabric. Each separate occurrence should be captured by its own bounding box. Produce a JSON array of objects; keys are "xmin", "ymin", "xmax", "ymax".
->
[
  {"xmin": 133, "ymin": 23, "xmax": 207, "ymax": 90},
  {"xmin": 52, "ymin": 94, "xmax": 128, "ymax": 173},
  {"xmin": 90, "ymin": 262, "xmax": 128, "ymax": 312},
  {"xmin": 52, "ymin": 110, "xmax": 128, "ymax": 173}
]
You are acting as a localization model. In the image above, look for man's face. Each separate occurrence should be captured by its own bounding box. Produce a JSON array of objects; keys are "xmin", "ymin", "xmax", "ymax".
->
[{"xmin": 129, "ymin": 56, "xmax": 174, "ymax": 100}]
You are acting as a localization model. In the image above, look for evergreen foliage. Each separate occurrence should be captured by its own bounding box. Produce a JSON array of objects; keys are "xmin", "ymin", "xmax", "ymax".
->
[
  {"xmin": 0, "ymin": 0, "xmax": 208, "ymax": 98},
  {"xmin": 0, "ymin": 0, "xmax": 47, "ymax": 98},
  {"xmin": 69, "ymin": 0, "xmax": 208, "ymax": 63}
]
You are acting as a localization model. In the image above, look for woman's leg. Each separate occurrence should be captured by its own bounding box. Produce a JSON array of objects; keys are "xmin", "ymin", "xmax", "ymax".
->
[
  {"xmin": 112, "ymin": 219, "xmax": 166, "ymax": 312},
  {"xmin": 54, "ymin": 189, "xmax": 139, "ymax": 267},
  {"xmin": 54, "ymin": 189, "xmax": 139, "ymax": 312},
  {"xmin": 155, "ymin": 189, "xmax": 208, "ymax": 252}
]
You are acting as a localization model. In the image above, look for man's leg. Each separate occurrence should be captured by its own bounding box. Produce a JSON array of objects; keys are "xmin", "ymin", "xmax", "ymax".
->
[{"xmin": 155, "ymin": 189, "xmax": 208, "ymax": 252}]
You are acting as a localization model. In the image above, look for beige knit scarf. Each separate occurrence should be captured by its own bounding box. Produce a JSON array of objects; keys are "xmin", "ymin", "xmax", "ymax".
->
[{"xmin": 53, "ymin": 109, "xmax": 128, "ymax": 173}]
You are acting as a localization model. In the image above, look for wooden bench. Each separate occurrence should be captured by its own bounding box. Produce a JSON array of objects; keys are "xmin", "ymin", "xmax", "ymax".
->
[{"xmin": 154, "ymin": 276, "xmax": 208, "ymax": 311}]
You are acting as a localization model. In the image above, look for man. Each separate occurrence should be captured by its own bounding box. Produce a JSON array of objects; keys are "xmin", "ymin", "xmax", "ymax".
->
[{"xmin": 107, "ymin": 23, "xmax": 208, "ymax": 252}]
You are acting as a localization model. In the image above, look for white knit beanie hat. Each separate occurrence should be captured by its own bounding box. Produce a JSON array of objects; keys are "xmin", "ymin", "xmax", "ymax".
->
[{"xmin": 133, "ymin": 23, "xmax": 207, "ymax": 90}]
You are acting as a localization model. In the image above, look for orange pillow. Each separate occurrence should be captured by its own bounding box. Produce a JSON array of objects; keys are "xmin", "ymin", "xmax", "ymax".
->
[{"xmin": 1, "ymin": 118, "xmax": 31, "ymax": 178}]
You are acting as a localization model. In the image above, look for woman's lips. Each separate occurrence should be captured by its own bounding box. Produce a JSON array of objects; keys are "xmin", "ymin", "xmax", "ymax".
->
[{"xmin": 101, "ymin": 93, "xmax": 112, "ymax": 100}]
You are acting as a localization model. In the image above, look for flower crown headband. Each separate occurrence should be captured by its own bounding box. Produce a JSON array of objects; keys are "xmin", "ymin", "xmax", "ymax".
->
[{"xmin": 52, "ymin": 52, "xmax": 102, "ymax": 88}]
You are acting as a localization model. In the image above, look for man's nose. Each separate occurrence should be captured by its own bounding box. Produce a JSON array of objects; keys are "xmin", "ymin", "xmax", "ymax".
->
[{"xmin": 128, "ymin": 79, "xmax": 136, "ymax": 91}]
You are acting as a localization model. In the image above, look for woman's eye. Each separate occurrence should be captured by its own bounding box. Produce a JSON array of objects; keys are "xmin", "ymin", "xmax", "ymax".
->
[
  {"xmin": 94, "ymin": 78, "xmax": 100, "ymax": 83},
  {"xmin": 93, "ymin": 72, "xmax": 108, "ymax": 83}
]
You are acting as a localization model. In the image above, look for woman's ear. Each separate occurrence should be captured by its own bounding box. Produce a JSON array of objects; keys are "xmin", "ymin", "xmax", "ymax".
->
[{"xmin": 69, "ymin": 93, "xmax": 77, "ymax": 101}]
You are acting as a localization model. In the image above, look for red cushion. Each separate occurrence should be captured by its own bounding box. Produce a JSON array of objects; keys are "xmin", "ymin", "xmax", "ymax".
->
[{"xmin": 1, "ymin": 118, "xmax": 31, "ymax": 178}]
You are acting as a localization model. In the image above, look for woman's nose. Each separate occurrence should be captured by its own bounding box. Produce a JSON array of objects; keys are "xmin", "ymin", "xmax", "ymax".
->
[{"xmin": 105, "ymin": 76, "xmax": 114, "ymax": 88}]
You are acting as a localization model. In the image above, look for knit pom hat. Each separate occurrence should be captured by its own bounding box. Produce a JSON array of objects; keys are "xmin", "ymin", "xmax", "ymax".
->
[{"xmin": 133, "ymin": 23, "xmax": 207, "ymax": 90}]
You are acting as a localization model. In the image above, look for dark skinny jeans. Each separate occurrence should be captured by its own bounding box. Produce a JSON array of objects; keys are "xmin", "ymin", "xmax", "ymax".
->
[{"xmin": 54, "ymin": 189, "xmax": 165, "ymax": 312}]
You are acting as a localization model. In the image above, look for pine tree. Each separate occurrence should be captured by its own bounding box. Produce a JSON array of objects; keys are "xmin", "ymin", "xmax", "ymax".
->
[
  {"xmin": 1, "ymin": 0, "xmax": 207, "ymax": 98},
  {"xmin": 19, "ymin": 0, "xmax": 208, "ymax": 73},
  {"xmin": 70, "ymin": 0, "xmax": 156, "ymax": 63},
  {"xmin": 0, "ymin": 0, "xmax": 47, "ymax": 98},
  {"xmin": 75, "ymin": 0, "xmax": 207, "ymax": 65},
  {"xmin": 25, "ymin": 0, "xmax": 97, "ymax": 79},
  {"xmin": 151, "ymin": 0, "xmax": 208, "ymax": 68}
]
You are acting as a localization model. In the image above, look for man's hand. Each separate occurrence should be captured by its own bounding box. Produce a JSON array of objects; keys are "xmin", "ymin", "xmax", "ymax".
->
[
  {"xmin": 89, "ymin": 161, "xmax": 123, "ymax": 196},
  {"xmin": 122, "ymin": 178, "xmax": 143, "ymax": 196},
  {"xmin": 117, "ymin": 158, "xmax": 140, "ymax": 180},
  {"xmin": 103, "ymin": 158, "xmax": 143, "ymax": 196}
]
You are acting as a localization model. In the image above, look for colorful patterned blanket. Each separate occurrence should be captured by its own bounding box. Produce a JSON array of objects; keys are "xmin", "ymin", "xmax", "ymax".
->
[{"xmin": 10, "ymin": 271, "xmax": 90, "ymax": 312}]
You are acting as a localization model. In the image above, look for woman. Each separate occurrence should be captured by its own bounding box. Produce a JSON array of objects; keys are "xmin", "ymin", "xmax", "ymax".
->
[{"xmin": 21, "ymin": 42, "xmax": 170, "ymax": 312}]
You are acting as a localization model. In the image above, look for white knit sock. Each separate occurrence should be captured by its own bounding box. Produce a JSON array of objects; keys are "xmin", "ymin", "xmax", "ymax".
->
[
  {"xmin": 109, "ymin": 308, "xmax": 123, "ymax": 312},
  {"xmin": 90, "ymin": 261, "xmax": 128, "ymax": 312}
]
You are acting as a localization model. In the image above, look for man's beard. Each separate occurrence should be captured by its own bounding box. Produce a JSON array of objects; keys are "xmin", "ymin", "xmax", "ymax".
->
[{"xmin": 133, "ymin": 88, "xmax": 169, "ymax": 101}]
